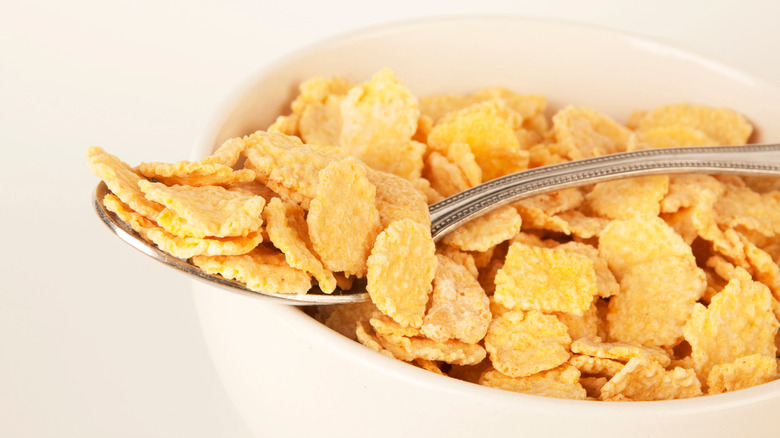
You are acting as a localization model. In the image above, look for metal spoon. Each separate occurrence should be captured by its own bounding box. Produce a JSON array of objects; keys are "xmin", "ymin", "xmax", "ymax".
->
[{"xmin": 93, "ymin": 144, "xmax": 780, "ymax": 305}]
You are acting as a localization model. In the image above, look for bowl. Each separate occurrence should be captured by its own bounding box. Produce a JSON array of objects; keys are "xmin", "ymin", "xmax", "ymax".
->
[{"xmin": 191, "ymin": 16, "xmax": 780, "ymax": 438}]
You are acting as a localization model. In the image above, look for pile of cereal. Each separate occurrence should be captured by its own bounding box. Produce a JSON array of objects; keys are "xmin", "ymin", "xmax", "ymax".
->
[{"xmin": 88, "ymin": 68, "xmax": 780, "ymax": 401}]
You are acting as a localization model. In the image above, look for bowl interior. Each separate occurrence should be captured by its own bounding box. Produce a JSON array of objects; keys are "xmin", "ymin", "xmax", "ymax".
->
[{"xmin": 191, "ymin": 16, "xmax": 780, "ymax": 438}]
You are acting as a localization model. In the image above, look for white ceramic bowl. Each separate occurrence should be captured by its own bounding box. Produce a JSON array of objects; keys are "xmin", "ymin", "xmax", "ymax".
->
[{"xmin": 192, "ymin": 16, "xmax": 780, "ymax": 438}]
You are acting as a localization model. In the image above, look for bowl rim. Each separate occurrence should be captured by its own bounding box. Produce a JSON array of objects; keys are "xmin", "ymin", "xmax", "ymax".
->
[{"xmin": 191, "ymin": 14, "xmax": 780, "ymax": 412}]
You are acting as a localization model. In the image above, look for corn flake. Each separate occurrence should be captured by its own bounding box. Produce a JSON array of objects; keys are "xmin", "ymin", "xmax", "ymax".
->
[
  {"xmin": 87, "ymin": 147, "xmax": 163, "ymax": 220},
  {"xmin": 707, "ymin": 354, "xmax": 778, "ymax": 394},
  {"xmin": 568, "ymin": 354, "xmax": 624, "ymax": 378},
  {"xmin": 377, "ymin": 332, "xmax": 486, "ymax": 366},
  {"xmin": 633, "ymin": 103, "xmax": 753, "ymax": 145},
  {"xmin": 683, "ymin": 268, "xmax": 779, "ymax": 379},
  {"xmin": 608, "ymin": 256, "xmax": 706, "ymax": 348},
  {"xmin": 366, "ymin": 219, "xmax": 437, "ymax": 328},
  {"xmin": 598, "ymin": 216, "xmax": 694, "ymax": 280},
  {"xmin": 366, "ymin": 169, "xmax": 431, "ymax": 229},
  {"xmin": 494, "ymin": 242, "xmax": 597, "ymax": 315},
  {"xmin": 191, "ymin": 244, "xmax": 311, "ymax": 294},
  {"xmin": 308, "ymin": 157, "xmax": 382, "ymax": 277},
  {"xmin": 241, "ymin": 131, "xmax": 343, "ymax": 207},
  {"xmin": 427, "ymin": 99, "xmax": 528, "ymax": 181},
  {"xmin": 264, "ymin": 197, "xmax": 337, "ymax": 293},
  {"xmin": 571, "ymin": 336, "xmax": 671, "ymax": 367},
  {"xmin": 420, "ymin": 255, "xmax": 491, "ymax": 344},
  {"xmin": 552, "ymin": 106, "xmax": 632, "ymax": 160},
  {"xmin": 139, "ymin": 181, "xmax": 265, "ymax": 238},
  {"xmin": 441, "ymin": 205, "xmax": 522, "ymax": 252},
  {"xmin": 479, "ymin": 365, "xmax": 587, "ymax": 400},
  {"xmin": 599, "ymin": 356, "xmax": 702, "ymax": 401},
  {"xmin": 484, "ymin": 310, "xmax": 571, "ymax": 377},
  {"xmin": 586, "ymin": 175, "xmax": 669, "ymax": 220}
]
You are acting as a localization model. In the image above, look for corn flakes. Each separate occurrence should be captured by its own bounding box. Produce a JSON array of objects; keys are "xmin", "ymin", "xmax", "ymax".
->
[
  {"xmin": 706, "ymin": 354, "xmax": 778, "ymax": 394},
  {"xmin": 191, "ymin": 244, "xmax": 311, "ymax": 294},
  {"xmin": 87, "ymin": 147, "xmax": 163, "ymax": 220},
  {"xmin": 441, "ymin": 205, "xmax": 522, "ymax": 252},
  {"xmin": 494, "ymin": 242, "xmax": 597, "ymax": 315},
  {"xmin": 607, "ymin": 256, "xmax": 706, "ymax": 348},
  {"xmin": 478, "ymin": 365, "xmax": 587, "ymax": 400},
  {"xmin": 264, "ymin": 197, "xmax": 337, "ymax": 293},
  {"xmin": 484, "ymin": 310, "xmax": 572, "ymax": 377},
  {"xmin": 599, "ymin": 356, "xmax": 702, "ymax": 401},
  {"xmin": 683, "ymin": 268, "xmax": 778, "ymax": 379},
  {"xmin": 420, "ymin": 255, "xmax": 491, "ymax": 344},
  {"xmin": 139, "ymin": 180, "xmax": 265, "ymax": 238},
  {"xmin": 366, "ymin": 219, "xmax": 437, "ymax": 328},
  {"xmin": 307, "ymin": 157, "xmax": 382, "ymax": 277}
]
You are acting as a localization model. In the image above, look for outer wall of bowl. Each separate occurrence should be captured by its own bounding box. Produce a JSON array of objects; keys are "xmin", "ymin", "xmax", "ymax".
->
[{"xmin": 191, "ymin": 16, "xmax": 780, "ymax": 438}]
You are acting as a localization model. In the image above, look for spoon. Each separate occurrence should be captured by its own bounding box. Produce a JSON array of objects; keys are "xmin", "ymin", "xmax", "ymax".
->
[{"xmin": 93, "ymin": 144, "xmax": 780, "ymax": 305}]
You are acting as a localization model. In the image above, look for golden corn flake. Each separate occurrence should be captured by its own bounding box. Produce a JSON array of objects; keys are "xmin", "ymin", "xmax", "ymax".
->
[
  {"xmin": 485, "ymin": 310, "xmax": 572, "ymax": 377},
  {"xmin": 555, "ymin": 211, "xmax": 610, "ymax": 239},
  {"xmin": 706, "ymin": 354, "xmax": 778, "ymax": 394},
  {"xmin": 608, "ymin": 256, "xmax": 706, "ymax": 348},
  {"xmin": 633, "ymin": 103, "xmax": 753, "ymax": 145},
  {"xmin": 632, "ymin": 125, "xmax": 717, "ymax": 150},
  {"xmin": 494, "ymin": 242, "xmax": 597, "ymax": 315},
  {"xmin": 322, "ymin": 301, "xmax": 378, "ymax": 341},
  {"xmin": 571, "ymin": 336, "xmax": 671, "ymax": 367},
  {"xmin": 242, "ymin": 130, "xmax": 343, "ymax": 208},
  {"xmin": 740, "ymin": 234, "xmax": 780, "ymax": 300},
  {"xmin": 661, "ymin": 174, "xmax": 724, "ymax": 214},
  {"xmin": 714, "ymin": 183, "xmax": 780, "ymax": 238},
  {"xmin": 599, "ymin": 356, "xmax": 702, "ymax": 401},
  {"xmin": 586, "ymin": 175, "xmax": 669, "ymax": 220},
  {"xmin": 683, "ymin": 268, "xmax": 779, "ymax": 378},
  {"xmin": 414, "ymin": 358, "xmax": 446, "ymax": 375},
  {"xmin": 202, "ymin": 136, "xmax": 251, "ymax": 167},
  {"xmin": 339, "ymin": 68, "xmax": 423, "ymax": 179},
  {"xmin": 191, "ymin": 244, "xmax": 311, "ymax": 294},
  {"xmin": 514, "ymin": 188, "xmax": 584, "ymax": 215},
  {"xmin": 369, "ymin": 312, "xmax": 422, "ymax": 338},
  {"xmin": 554, "ymin": 298, "xmax": 601, "ymax": 341},
  {"xmin": 298, "ymin": 97, "xmax": 345, "ymax": 146},
  {"xmin": 436, "ymin": 245, "xmax": 479, "ymax": 279},
  {"xmin": 422, "ymin": 151, "xmax": 471, "ymax": 197},
  {"xmin": 366, "ymin": 169, "xmax": 431, "ymax": 229},
  {"xmin": 599, "ymin": 216, "xmax": 694, "ymax": 280},
  {"xmin": 568, "ymin": 354, "xmax": 624, "ymax": 378},
  {"xmin": 427, "ymin": 99, "xmax": 528, "ymax": 181},
  {"xmin": 366, "ymin": 219, "xmax": 437, "ymax": 328},
  {"xmin": 552, "ymin": 106, "xmax": 632, "ymax": 160},
  {"xmin": 86, "ymin": 147, "xmax": 163, "ymax": 220},
  {"xmin": 136, "ymin": 159, "xmax": 255, "ymax": 187},
  {"xmin": 307, "ymin": 157, "xmax": 382, "ymax": 277},
  {"xmin": 557, "ymin": 242, "xmax": 619, "ymax": 299},
  {"xmin": 479, "ymin": 365, "xmax": 587, "ymax": 400},
  {"xmin": 377, "ymin": 332, "xmax": 486, "ymax": 366},
  {"xmin": 355, "ymin": 321, "xmax": 395, "ymax": 358},
  {"xmin": 441, "ymin": 205, "xmax": 522, "ymax": 252},
  {"xmin": 139, "ymin": 180, "xmax": 265, "ymax": 238},
  {"xmin": 105, "ymin": 193, "xmax": 265, "ymax": 259},
  {"xmin": 473, "ymin": 87, "xmax": 547, "ymax": 121},
  {"xmin": 264, "ymin": 197, "xmax": 336, "ymax": 294},
  {"xmin": 444, "ymin": 141, "xmax": 482, "ymax": 187},
  {"xmin": 420, "ymin": 255, "xmax": 491, "ymax": 344}
]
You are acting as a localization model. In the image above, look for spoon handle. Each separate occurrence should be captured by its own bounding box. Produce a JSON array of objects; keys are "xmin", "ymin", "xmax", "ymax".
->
[{"xmin": 429, "ymin": 144, "xmax": 780, "ymax": 241}]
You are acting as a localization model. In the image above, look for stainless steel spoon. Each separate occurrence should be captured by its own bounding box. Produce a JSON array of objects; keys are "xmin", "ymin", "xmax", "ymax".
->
[{"xmin": 93, "ymin": 144, "xmax": 780, "ymax": 305}]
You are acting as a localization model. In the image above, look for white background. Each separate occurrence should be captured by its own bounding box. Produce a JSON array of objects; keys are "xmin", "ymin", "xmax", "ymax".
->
[{"xmin": 3, "ymin": 1, "xmax": 780, "ymax": 436}]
